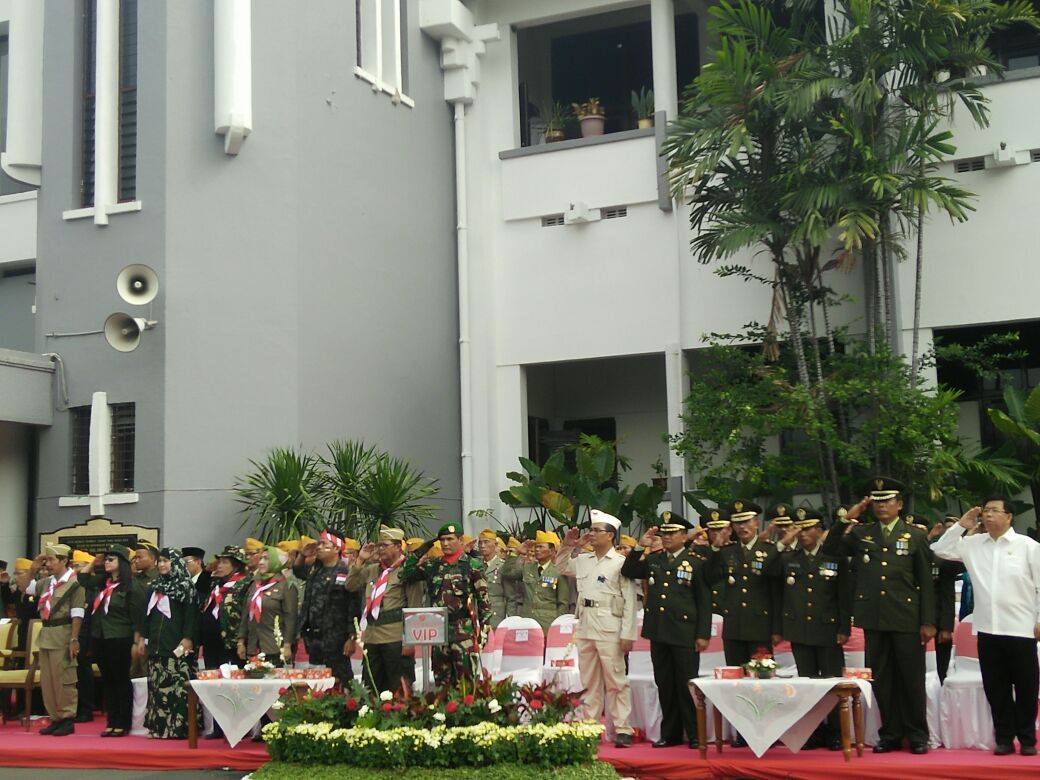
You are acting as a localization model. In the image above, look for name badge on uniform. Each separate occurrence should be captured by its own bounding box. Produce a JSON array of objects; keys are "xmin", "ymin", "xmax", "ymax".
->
[{"xmin": 335, "ymin": 573, "xmax": 348, "ymax": 585}]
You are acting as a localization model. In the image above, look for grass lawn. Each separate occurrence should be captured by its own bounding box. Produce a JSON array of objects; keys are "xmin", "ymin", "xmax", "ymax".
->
[{"xmin": 251, "ymin": 762, "xmax": 620, "ymax": 780}]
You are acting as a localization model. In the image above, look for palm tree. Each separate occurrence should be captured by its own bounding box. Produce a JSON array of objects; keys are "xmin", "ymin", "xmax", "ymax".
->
[
  {"xmin": 320, "ymin": 439, "xmax": 378, "ymax": 535},
  {"xmin": 234, "ymin": 447, "xmax": 325, "ymax": 542},
  {"xmin": 347, "ymin": 453, "xmax": 440, "ymax": 541}
]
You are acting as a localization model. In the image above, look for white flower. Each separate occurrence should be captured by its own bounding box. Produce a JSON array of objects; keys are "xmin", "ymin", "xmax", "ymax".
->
[
  {"xmin": 358, "ymin": 705, "xmax": 370, "ymax": 716},
  {"xmin": 271, "ymin": 701, "xmax": 284, "ymax": 710},
  {"xmin": 433, "ymin": 712, "xmax": 446, "ymax": 722},
  {"xmin": 379, "ymin": 690, "xmax": 393, "ymax": 702},
  {"xmin": 487, "ymin": 699, "xmax": 501, "ymax": 713}
]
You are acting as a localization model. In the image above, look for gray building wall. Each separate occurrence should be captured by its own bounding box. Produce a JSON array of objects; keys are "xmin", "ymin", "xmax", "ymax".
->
[
  {"xmin": 34, "ymin": 2, "xmax": 460, "ymax": 554},
  {"xmin": 0, "ymin": 271, "xmax": 35, "ymax": 351}
]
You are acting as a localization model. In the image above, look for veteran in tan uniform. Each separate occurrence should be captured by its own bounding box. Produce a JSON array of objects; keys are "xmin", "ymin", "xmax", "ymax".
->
[
  {"xmin": 348, "ymin": 526, "xmax": 425, "ymax": 694},
  {"xmin": 557, "ymin": 510, "xmax": 638, "ymax": 748},
  {"xmin": 478, "ymin": 529, "xmax": 510, "ymax": 627},
  {"xmin": 29, "ymin": 544, "xmax": 86, "ymax": 736}
]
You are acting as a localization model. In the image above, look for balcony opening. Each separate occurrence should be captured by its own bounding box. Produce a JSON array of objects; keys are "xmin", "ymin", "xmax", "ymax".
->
[
  {"xmin": 989, "ymin": 0, "xmax": 1040, "ymax": 71},
  {"xmin": 516, "ymin": 4, "xmax": 701, "ymax": 148}
]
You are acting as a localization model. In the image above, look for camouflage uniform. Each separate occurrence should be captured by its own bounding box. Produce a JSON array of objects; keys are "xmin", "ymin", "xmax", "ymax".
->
[{"xmin": 400, "ymin": 546, "xmax": 492, "ymax": 686}]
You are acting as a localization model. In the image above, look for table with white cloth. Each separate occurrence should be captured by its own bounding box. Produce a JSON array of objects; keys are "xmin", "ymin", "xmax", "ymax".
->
[
  {"xmin": 187, "ymin": 677, "xmax": 336, "ymax": 748},
  {"xmin": 689, "ymin": 677, "xmax": 872, "ymax": 762}
]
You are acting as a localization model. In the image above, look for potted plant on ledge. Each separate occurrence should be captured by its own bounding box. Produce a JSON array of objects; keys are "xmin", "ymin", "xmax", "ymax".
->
[
  {"xmin": 632, "ymin": 87, "xmax": 655, "ymax": 129},
  {"xmin": 651, "ymin": 456, "xmax": 668, "ymax": 491},
  {"xmin": 572, "ymin": 97, "xmax": 605, "ymax": 138},
  {"xmin": 543, "ymin": 101, "xmax": 568, "ymax": 143}
]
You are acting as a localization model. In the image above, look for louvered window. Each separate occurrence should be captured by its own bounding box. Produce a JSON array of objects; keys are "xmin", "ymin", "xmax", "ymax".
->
[
  {"xmin": 541, "ymin": 215, "xmax": 565, "ymax": 227},
  {"xmin": 70, "ymin": 406, "xmax": 92, "ymax": 495},
  {"xmin": 954, "ymin": 157, "xmax": 985, "ymax": 173},
  {"xmin": 602, "ymin": 206, "xmax": 628, "ymax": 220},
  {"xmin": 1032, "ymin": 150, "xmax": 1040, "ymax": 163},
  {"xmin": 110, "ymin": 402, "xmax": 136, "ymax": 492},
  {"xmin": 81, "ymin": 0, "xmax": 137, "ymax": 207}
]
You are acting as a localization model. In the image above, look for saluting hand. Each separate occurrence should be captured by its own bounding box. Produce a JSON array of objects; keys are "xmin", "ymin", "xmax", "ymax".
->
[
  {"xmin": 358, "ymin": 543, "xmax": 377, "ymax": 564},
  {"xmin": 639, "ymin": 527, "xmax": 658, "ymax": 549},
  {"xmin": 847, "ymin": 496, "xmax": 871, "ymax": 521},
  {"xmin": 562, "ymin": 527, "xmax": 582, "ymax": 547},
  {"xmin": 780, "ymin": 525, "xmax": 801, "ymax": 547},
  {"xmin": 959, "ymin": 507, "xmax": 982, "ymax": 530}
]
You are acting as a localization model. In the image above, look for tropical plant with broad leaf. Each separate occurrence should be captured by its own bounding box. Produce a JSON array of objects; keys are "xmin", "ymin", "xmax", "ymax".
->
[
  {"xmin": 987, "ymin": 382, "xmax": 1040, "ymax": 516},
  {"xmin": 320, "ymin": 439, "xmax": 378, "ymax": 536},
  {"xmin": 234, "ymin": 447, "xmax": 325, "ymax": 542},
  {"xmin": 346, "ymin": 452, "xmax": 440, "ymax": 541}
]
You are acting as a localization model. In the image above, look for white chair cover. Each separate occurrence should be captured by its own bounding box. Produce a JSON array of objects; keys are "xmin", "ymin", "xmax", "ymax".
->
[
  {"xmin": 131, "ymin": 676, "xmax": 148, "ymax": 735},
  {"xmin": 940, "ymin": 617, "xmax": 994, "ymax": 750},
  {"xmin": 481, "ymin": 628, "xmax": 500, "ymax": 676},
  {"xmin": 492, "ymin": 616, "xmax": 544, "ymax": 684},
  {"xmin": 544, "ymin": 614, "xmax": 579, "ymax": 667}
]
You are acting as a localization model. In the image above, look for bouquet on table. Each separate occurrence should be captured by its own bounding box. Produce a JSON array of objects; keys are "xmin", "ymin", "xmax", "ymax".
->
[
  {"xmin": 743, "ymin": 648, "xmax": 778, "ymax": 679},
  {"xmin": 244, "ymin": 652, "xmax": 277, "ymax": 679}
]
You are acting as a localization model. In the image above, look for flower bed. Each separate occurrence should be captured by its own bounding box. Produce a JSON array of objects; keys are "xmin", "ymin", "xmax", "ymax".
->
[
  {"xmin": 261, "ymin": 720, "xmax": 604, "ymax": 768},
  {"xmin": 262, "ymin": 673, "xmax": 600, "ymax": 768}
]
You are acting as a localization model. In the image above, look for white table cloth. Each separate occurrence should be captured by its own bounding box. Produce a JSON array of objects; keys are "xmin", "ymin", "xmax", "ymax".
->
[
  {"xmin": 190, "ymin": 677, "xmax": 336, "ymax": 747},
  {"xmin": 692, "ymin": 677, "xmax": 873, "ymax": 757},
  {"xmin": 131, "ymin": 677, "xmax": 148, "ymax": 735}
]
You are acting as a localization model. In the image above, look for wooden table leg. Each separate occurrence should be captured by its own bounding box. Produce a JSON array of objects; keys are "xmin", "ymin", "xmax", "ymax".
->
[
  {"xmin": 712, "ymin": 704, "xmax": 724, "ymax": 754},
  {"xmin": 837, "ymin": 691, "xmax": 852, "ymax": 763},
  {"xmin": 187, "ymin": 685, "xmax": 198, "ymax": 749},
  {"xmin": 852, "ymin": 689, "xmax": 864, "ymax": 757},
  {"xmin": 691, "ymin": 683, "xmax": 708, "ymax": 759}
]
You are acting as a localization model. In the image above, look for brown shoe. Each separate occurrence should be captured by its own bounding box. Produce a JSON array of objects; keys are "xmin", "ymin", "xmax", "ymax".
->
[{"xmin": 614, "ymin": 732, "xmax": 632, "ymax": 748}]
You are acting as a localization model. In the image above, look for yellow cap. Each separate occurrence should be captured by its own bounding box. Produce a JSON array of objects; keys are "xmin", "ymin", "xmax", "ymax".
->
[
  {"xmin": 14, "ymin": 557, "xmax": 33, "ymax": 572},
  {"xmin": 406, "ymin": 537, "xmax": 424, "ymax": 553},
  {"xmin": 71, "ymin": 550, "xmax": 95, "ymax": 565},
  {"xmin": 277, "ymin": 540, "xmax": 301, "ymax": 553},
  {"xmin": 299, "ymin": 535, "xmax": 317, "ymax": 547},
  {"xmin": 507, "ymin": 537, "xmax": 521, "ymax": 549},
  {"xmin": 582, "ymin": 544, "xmax": 594, "ymax": 553},
  {"xmin": 244, "ymin": 538, "xmax": 265, "ymax": 553},
  {"xmin": 342, "ymin": 538, "xmax": 361, "ymax": 552},
  {"xmin": 619, "ymin": 535, "xmax": 637, "ymax": 548},
  {"xmin": 495, "ymin": 537, "xmax": 506, "ymax": 551},
  {"xmin": 534, "ymin": 530, "xmax": 561, "ymax": 547},
  {"xmin": 428, "ymin": 541, "xmax": 443, "ymax": 559},
  {"xmin": 478, "ymin": 529, "xmax": 498, "ymax": 541},
  {"xmin": 461, "ymin": 534, "xmax": 474, "ymax": 545}
]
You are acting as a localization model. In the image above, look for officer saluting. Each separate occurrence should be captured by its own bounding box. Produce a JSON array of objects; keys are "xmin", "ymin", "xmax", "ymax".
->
[
  {"xmin": 621, "ymin": 512, "xmax": 711, "ymax": 749},
  {"xmin": 822, "ymin": 477, "xmax": 936, "ymax": 754},
  {"xmin": 777, "ymin": 508, "xmax": 851, "ymax": 750}
]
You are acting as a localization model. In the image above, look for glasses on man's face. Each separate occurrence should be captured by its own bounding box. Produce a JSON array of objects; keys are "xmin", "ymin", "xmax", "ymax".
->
[{"xmin": 982, "ymin": 507, "xmax": 1008, "ymax": 515}]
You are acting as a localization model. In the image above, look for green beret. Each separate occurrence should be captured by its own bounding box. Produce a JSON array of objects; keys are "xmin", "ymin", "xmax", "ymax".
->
[
  {"xmin": 437, "ymin": 523, "xmax": 461, "ymax": 538},
  {"xmin": 106, "ymin": 544, "xmax": 133, "ymax": 563}
]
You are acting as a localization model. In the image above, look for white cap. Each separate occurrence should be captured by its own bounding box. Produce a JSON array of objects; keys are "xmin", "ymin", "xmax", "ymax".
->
[{"xmin": 589, "ymin": 509, "xmax": 621, "ymax": 531}]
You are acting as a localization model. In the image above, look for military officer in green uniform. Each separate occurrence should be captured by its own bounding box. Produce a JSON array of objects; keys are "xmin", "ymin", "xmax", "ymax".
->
[
  {"xmin": 767, "ymin": 504, "xmax": 798, "ymax": 551},
  {"xmin": 31, "ymin": 544, "xmax": 85, "ymax": 736},
  {"xmin": 504, "ymin": 530, "xmax": 571, "ymax": 632},
  {"xmin": 690, "ymin": 508, "xmax": 732, "ymax": 614},
  {"xmin": 705, "ymin": 500, "xmax": 780, "ymax": 747},
  {"xmin": 401, "ymin": 522, "xmax": 492, "ymax": 686},
  {"xmin": 622, "ymin": 512, "xmax": 711, "ymax": 749},
  {"xmin": 823, "ymin": 477, "xmax": 936, "ymax": 754},
  {"xmin": 477, "ymin": 529, "xmax": 510, "ymax": 626},
  {"xmin": 777, "ymin": 508, "xmax": 851, "ymax": 749}
]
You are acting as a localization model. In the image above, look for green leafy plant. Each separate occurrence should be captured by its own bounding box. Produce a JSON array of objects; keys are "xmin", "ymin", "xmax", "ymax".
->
[
  {"xmin": 347, "ymin": 453, "xmax": 440, "ymax": 541},
  {"xmin": 319, "ymin": 439, "xmax": 378, "ymax": 536},
  {"xmin": 631, "ymin": 86, "xmax": 654, "ymax": 120},
  {"xmin": 987, "ymin": 382, "xmax": 1040, "ymax": 516},
  {"xmin": 542, "ymin": 101, "xmax": 569, "ymax": 133},
  {"xmin": 234, "ymin": 447, "xmax": 324, "ymax": 542}
]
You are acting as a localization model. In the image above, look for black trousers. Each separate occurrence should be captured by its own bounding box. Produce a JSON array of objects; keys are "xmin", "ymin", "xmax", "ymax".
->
[
  {"xmin": 864, "ymin": 629, "xmax": 928, "ymax": 744},
  {"xmin": 362, "ymin": 642, "xmax": 415, "ymax": 695},
  {"xmin": 76, "ymin": 649, "xmax": 95, "ymax": 718},
  {"xmin": 935, "ymin": 638, "xmax": 953, "ymax": 683},
  {"xmin": 650, "ymin": 641, "xmax": 701, "ymax": 743},
  {"xmin": 977, "ymin": 632, "xmax": 1039, "ymax": 748},
  {"xmin": 308, "ymin": 636, "xmax": 354, "ymax": 687},
  {"xmin": 200, "ymin": 635, "xmax": 234, "ymax": 670},
  {"xmin": 723, "ymin": 638, "xmax": 772, "ymax": 666},
  {"xmin": 792, "ymin": 642, "xmax": 845, "ymax": 738},
  {"xmin": 98, "ymin": 637, "xmax": 133, "ymax": 730}
]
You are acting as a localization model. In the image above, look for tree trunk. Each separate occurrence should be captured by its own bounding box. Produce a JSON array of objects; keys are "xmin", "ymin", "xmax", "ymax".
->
[
  {"xmin": 910, "ymin": 205, "xmax": 924, "ymax": 382},
  {"xmin": 864, "ymin": 242, "xmax": 877, "ymax": 356},
  {"xmin": 880, "ymin": 214, "xmax": 898, "ymax": 353}
]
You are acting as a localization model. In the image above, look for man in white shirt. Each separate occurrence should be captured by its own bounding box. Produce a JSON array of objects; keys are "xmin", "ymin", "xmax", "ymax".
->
[
  {"xmin": 557, "ymin": 510, "xmax": 638, "ymax": 748},
  {"xmin": 931, "ymin": 495, "xmax": 1040, "ymax": 756}
]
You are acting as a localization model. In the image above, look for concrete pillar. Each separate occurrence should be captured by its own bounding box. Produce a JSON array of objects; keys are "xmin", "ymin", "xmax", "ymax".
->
[
  {"xmin": 664, "ymin": 344, "xmax": 688, "ymax": 515},
  {"xmin": 487, "ymin": 364, "xmax": 527, "ymax": 535},
  {"xmin": 0, "ymin": 422, "xmax": 30, "ymax": 558},
  {"xmin": 651, "ymin": 0, "xmax": 678, "ymax": 118}
]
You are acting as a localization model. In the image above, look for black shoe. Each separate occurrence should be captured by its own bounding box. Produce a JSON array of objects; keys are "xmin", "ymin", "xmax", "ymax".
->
[
  {"xmin": 39, "ymin": 720, "xmax": 59, "ymax": 735},
  {"xmin": 909, "ymin": 742, "xmax": 928, "ymax": 755},
  {"xmin": 873, "ymin": 739, "xmax": 901, "ymax": 753},
  {"xmin": 1020, "ymin": 744, "xmax": 1037, "ymax": 756},
  {"xmin": 828, "ymin": 737, "xmax": 843, "ymax": 751},
  {"xmin": 688, "ymin": 738, "xmax": 699, "ymax": 749},
  {"xmin": 614, "ymin": 733, "xmax": 632, "ymax": 748},
  {"xmin": 74, "ymin": 712, "xmax": 93, "ymax": 723},
  {"xmin": 653, "ymin": 739, "xmax": 682, "ymax": 748},
  {"xmin": 51, "ymin": 719, "xmax": 74, "ymax": 737},
  {"xmin": 731, "ymin": 734, "xmax": 748, "ymax": 749},
  {"xmin": 204, "ymin": 731, "xmax": 225, "ymax": 740},
  {"xmin": 994, "ymin": 743, "xmax": 1015, "ymax": 756}
]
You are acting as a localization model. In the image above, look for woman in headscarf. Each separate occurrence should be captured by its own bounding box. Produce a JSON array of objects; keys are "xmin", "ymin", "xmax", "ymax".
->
[
  {"xmin": 135, "ymin": 547, "xmax": 199, "ymax": 739},
  {"xmin": 237, "ymin": 545, "xmax": 298, "ymax": 665},
  {"xmin": 78, "ymin": 544, "xmax": 146, "ymax": 737}
]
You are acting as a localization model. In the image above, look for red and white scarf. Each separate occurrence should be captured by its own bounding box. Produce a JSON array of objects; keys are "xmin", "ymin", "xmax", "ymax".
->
[
  {"xmin": 248, "ymin": 577, "xmax": 282, "ymax": 622},
  {"xmin": 320, "ymin": 530, "xmax": 344, "ymax": 551},
  {"xmin": 93, "ymin": 579, "xmax": 120, "ymax": 614},
  {"xmin": 203, "ymin": 572, "xmax": 245, "ymax": 619},
  {"xmin": 359, "ymin": 559, "xmax": 402, "ymax": 632},
  {"xmin": 39, "ymin": 569, "xmax": 72, "ymax": 620},
  {"xmin": 147, "ymin": 590, "xmax": 172, "ymax": 619}
]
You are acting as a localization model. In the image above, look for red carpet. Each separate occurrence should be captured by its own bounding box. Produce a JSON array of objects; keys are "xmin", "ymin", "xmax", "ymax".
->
[
  {"xmin": 0, "ymin": 718, "xmax": 269, "ymax": 770},
  {"xmin": 598, "ymin": 742, "xmax": 1040, "ymax": 779}
]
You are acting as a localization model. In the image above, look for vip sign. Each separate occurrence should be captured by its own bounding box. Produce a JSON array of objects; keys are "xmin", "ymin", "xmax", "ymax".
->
[{"xmin": 402, "ymin": 608, "xmax": 449, "ymax": 646}]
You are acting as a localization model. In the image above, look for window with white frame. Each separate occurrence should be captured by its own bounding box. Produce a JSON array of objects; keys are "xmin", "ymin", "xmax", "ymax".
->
[{"xmin": 354, "ymin": 0, "xmax": 412, "ymax": 107}]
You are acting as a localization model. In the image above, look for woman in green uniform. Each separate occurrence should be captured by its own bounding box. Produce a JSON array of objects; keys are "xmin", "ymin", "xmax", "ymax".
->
[
  {"xmin": 136, "ymin": 548, "xmax": 199, "ymax": 739},
  {"xmin": 237, "ymin": 546, "xmax": 298, "ymax": 665},
  {"xmin": 80, "ymin": 544, "xmax": 146, "ymax": 737}
]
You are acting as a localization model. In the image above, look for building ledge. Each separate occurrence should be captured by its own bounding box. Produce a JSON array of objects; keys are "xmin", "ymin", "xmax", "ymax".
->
[
  {"xmin": 0, "ymin": 349, "xmax": 54, "ymax": 426},
  {"xmin": 0, "ymin": 190, "xmax": 39, "ymax": 206},
  {"xmin": 58, "ymin": 493, "xmax": 139, "ymax": 508},
  {"xmin": 969, "ymin": 65, "xmax": 1040, "ymax": 87},
  {"xmin": 62, "ymin": 200, "xmax": 143, "ymax": 224},
  {"xmin": 0, "ymin": 348, "xmax": 54, "ymax": 372},
  {"xmin": 499, "ymin": 127, "xmax": 655, "ymax": 160}
]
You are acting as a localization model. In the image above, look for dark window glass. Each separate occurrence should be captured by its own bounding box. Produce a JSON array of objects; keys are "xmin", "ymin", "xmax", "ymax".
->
[
  {"xmin": 110, "ymin": 402, "xmax": 136, "ymax": 492},
  {"xmin": 82, "ymin": 0, "xmax": 97, "ymax": 207},
  {"xmin": 989, "ymin": 0, "xmax": 1040, "ymax": 70},
  {"xmin": 118, "ymin": 0, "xmax": 137, "ymax": 202},
  {"xmin": 70, "ymin": 406, "xmax": 92, "ymax": 495}
]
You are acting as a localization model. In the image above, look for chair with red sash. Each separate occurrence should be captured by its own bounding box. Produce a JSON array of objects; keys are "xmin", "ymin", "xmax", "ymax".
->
[
  {"xmin": 540, "ymin": 614, "xmax": 581, "ymax": 692},
  {"xmin": 491, "ymin": 616, "xmax": 544, "ymax": 685},
  {"xmin": 940, "ymin": 616, "xmax": 993, "ymax": 749}
]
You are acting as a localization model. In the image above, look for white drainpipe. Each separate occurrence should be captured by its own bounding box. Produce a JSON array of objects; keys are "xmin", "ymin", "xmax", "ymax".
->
[{"xmin": 454, "ymin": 101, "xmax": 474, "ymax": 521}]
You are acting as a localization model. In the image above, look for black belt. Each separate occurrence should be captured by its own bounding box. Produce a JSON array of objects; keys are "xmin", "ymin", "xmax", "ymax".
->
[
  {"xmin": 368, "ymin": 607, "xmax": 403, "ymax": 626},
  {"xmin": 43, "ymin": 618, "xmax": 73, "ymax": 627},
  {"xmin": 582, "ymin": 598, "xmax": 601, "ymax": 608}
]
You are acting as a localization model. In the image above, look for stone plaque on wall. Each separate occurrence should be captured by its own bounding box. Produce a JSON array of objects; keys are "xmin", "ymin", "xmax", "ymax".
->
[{"xmin": 39, "ymin": 517, "xmax": 159, "ymax": 555}]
